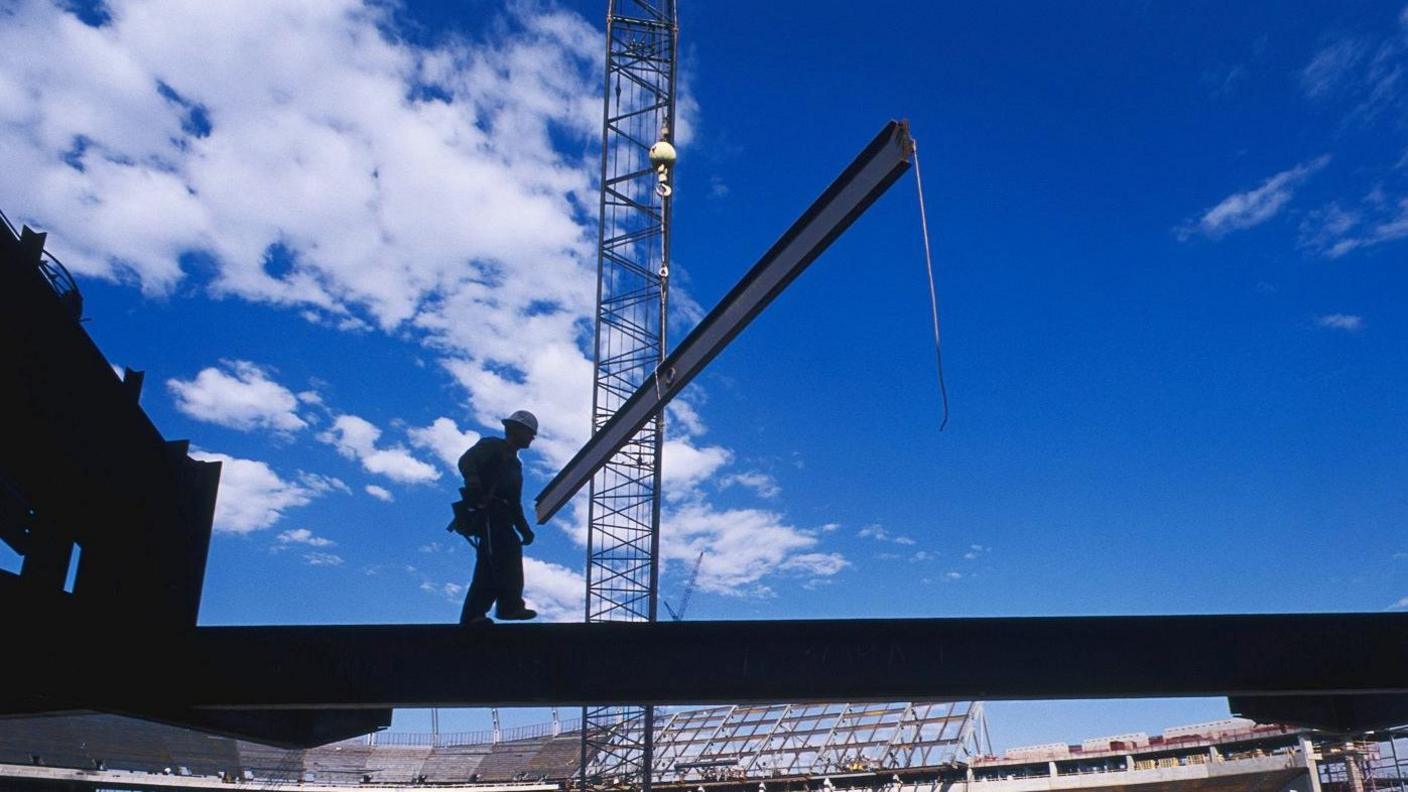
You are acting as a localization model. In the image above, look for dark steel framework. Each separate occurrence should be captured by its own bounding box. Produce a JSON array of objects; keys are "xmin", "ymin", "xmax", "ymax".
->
[{"xmin": 582, "ymin": 1, "xmax": 678, "ymax": 789}]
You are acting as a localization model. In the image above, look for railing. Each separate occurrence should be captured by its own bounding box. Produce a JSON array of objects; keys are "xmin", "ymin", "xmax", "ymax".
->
[{"xmin": 368, "ymin": 717, "xmax": 583, "ymax": 747}]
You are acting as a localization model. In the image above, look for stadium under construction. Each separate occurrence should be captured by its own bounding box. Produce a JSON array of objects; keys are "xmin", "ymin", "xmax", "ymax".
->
[
  {"xmin": 2, "ymin": 705, "xmax": 1406, "ymax": 792},
  {"xmin": 4, "ymin": 2, "xmax": 1408, "ymax": 792}
]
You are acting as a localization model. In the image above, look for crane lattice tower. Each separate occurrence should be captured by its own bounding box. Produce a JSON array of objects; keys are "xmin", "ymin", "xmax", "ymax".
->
[{"xmin": 582, "ymin": 1, "xmax": 678, "ymax": 790}]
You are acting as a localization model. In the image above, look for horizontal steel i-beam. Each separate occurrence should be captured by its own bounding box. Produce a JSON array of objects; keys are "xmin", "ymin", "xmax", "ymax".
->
[
  {"xmin": 15, "ymin": 613, "xmax": 1407, "ymax": 712},
  {"xmin": 536, "ymin": 120, "xmax": 914, "ymax": 524}
]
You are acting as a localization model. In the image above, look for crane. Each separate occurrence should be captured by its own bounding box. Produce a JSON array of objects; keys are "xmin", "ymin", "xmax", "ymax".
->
[
  {"xmin": 579, "ymin": 3, "xmax": 678, "ymax": 792},
  {"xmin": 662, "ymin": 551, "xmax": 705, "ymax": 622}
]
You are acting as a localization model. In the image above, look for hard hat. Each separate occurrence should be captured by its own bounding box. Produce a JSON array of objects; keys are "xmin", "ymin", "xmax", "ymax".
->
[{"xmin": 502, "ymin": 410, "xmax": 538, "ymax": 434}]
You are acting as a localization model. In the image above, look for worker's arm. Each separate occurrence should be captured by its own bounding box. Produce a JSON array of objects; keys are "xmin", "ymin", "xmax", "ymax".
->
[
  {"xmin": 457, "ymin": 439, "xmax": 495, "ymax": 506},
  {"xmin": 514, "ymin": 502, "xmax": 534, "ymax": 545}
]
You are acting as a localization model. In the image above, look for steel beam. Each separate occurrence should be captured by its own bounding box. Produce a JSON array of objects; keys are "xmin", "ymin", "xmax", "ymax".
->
[
  {"xmin": 12, "ymin": 614, "xmax": 1406, "ymax": 720},
  {"xmin": 536, "ymin": 120, "xmax": 914, "ymax": 523}
]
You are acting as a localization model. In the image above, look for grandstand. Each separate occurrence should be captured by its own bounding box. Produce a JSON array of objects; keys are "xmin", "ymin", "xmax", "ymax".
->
[{"xmin": 0, "ymin": 706, "xmax": 1402, "ymax": 792}]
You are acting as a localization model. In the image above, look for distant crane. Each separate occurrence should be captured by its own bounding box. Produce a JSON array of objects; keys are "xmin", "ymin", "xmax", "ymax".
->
[{"xmin": 662, "ymin": 551, "xmax": 705, "ymax": 622}]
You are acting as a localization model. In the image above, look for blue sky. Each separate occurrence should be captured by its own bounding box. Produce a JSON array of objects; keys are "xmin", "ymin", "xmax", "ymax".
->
[{"xmin": 3, "ymin": 0, "xmax": 1407, "ymax": 751}]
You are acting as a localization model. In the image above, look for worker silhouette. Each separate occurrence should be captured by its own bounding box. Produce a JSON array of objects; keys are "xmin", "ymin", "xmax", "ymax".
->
[{"xmin": 457, "ymin": 410, "xmax": 539, "ymax": 625}]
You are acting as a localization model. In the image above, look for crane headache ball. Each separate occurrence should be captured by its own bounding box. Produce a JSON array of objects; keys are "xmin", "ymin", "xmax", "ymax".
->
[{"xmin": 650, "ymin": 140, "xmax": 676, "ymax": 197}]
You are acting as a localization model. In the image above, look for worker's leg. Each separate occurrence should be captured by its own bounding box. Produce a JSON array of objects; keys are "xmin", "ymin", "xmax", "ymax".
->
[
  {"xmin": 460, "ymin": 540, "xmax": 496, "ymax": 624},
  {"xmin": 491, "ymin": 529, "xmax": 526, "ymax": 618}
]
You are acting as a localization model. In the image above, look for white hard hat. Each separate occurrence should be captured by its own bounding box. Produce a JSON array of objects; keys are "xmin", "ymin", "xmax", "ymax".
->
[{"xmin": 502, "ymin": 410, "xmax": 538, "ymax": 434}]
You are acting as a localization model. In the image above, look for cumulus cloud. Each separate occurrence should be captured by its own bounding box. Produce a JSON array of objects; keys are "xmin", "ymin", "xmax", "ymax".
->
[
  {"xmin": 1179, "ymin": 156, "xmax": 1330, "ymax": 240},
  {"xmin": 662, "ymin": 503, "xmax": 840, "ymax": 595},
  {"xmin": 720, "ymin": 471, "xmax": 781, "ymax": 499},
  {"xmin": 276, "ymin": 527, "xmax": 335, "ymax": 547},
  {"xmin": 0, "ymin": 0, "xmax": 602, "ymax": 466},
  {"xmin": 1389, "ymin": 596, "xmax": 1408, "ymax": 611},
  {"xmin": 407, "ymin": 417, "xmax": 480, "ymax": 471},
  {"xmin": 1316, "ymin": 313, "xmax": 1365, "ymax": 331},
  {"xmin": 189, "ymin": 450, "xmax": 334, "ymax": 534},
  {"xmin": 661, "ymin": 439, "xmax": 731, "ymax": 496},
  {"xmin": 167, "ymin": 360, "xmax": 307, "ymax": 433},
  {"xmin": 0, "ymin": 0, "xmax": 848, "ymax": 599},
  {"xmin": 365, "ymin": 484, "xmax": 394, "ymax": 502},
  {"xmin": 303, "ymin": 551, "xmax": 344, "ymax": 566},
  {"xmin": 317, "ymin": 414, "xmax": 440, "ymax": 484},
  {"xmin": 523, "ymin": 557, "xmax": 585, "ymax": 622}
]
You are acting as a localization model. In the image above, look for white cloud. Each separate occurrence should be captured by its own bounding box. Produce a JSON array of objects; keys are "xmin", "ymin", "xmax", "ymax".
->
[
  {"xmin": 300, "ymin": 472, "xmax": 351, "ymax": 495},
  {"xmin": 304, "ymin": 552, "xmax": 345, "ymax": 566},
  {"xmin": 167, "ymin": 360, "xmax": 307, "ymax": 433},
  {"xmin": 662, "ymin": 439, "xmax": 731, "ymax": 496},
  {"xmin": 1302, "ymin": 39, "xmax": 1368, "ymax": 99},
  {"xmin": 420, "ymin": 580, "xmax": 464, "ymax": 600},
  {"xmin": 662, "ymin": 503, "xmax": 841, "ymax": 595},
  {"xmin": 720, "ymin": 471, "xmax": 781, "ymax": 499},
  {"xmin": 667, "ymin": 398, "xmax": 708, "ymax": 438},
  {"xmin": 1322, "ymin": 198, "xmax": 1408, "ymax": 258},
  {"xmin": 1389, "ymin": 596, "xmax": 1408, "ymax": 611},
  {"xmin": 781, "ymin": 553, "xmax": 849, "ymax": 576},
  {"xmin": 857, "ymin": 523, "xmax": 915, "ymax": 545},
  {"xmin": 910, "ymin": 550, "xmax": 935, "ymax": 562},
  {"xmin": 945, "ymin": 571, "xmax": 963, "ymax": 581},
  {"xmin": 189, "ymin": 450, "xmax": 331, "ymax": 534},
  {"xmin": 276, "ymin": 527, "xmax": 335, "ymax": 547},
  {"xmin": 1316, "ymin": 313, "xmax": 1364, "ymax": 331},
  {"xmin": 0, "ymin": 0, "xmax": 850, "ymax": 599},
  {"xmin": 1180, "ymin": 156, "xmax": 1330, "ymax": 239},
  {"xmin": 0, "ymin": 0, "xmax": 603, "ymax": 471},
  {"xmin": 407, "ymin": 417, "xmax": 480, "ymax": 472},
  {"xmin": 365, "ymin": 484, "xmax": 394, "ymax": 502},
  {"xmin": 522, "ymin": 556, "xmax": 585, "ymax": 622},
  {"xmin": 317, "ymin": 414, "xmax": 440, "ymax": 484}
]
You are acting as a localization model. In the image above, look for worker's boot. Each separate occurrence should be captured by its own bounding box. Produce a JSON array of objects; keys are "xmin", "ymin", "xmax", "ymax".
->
[{"xmin": 497, "ymin": 608, "xmax": 537, "ymax": 621}]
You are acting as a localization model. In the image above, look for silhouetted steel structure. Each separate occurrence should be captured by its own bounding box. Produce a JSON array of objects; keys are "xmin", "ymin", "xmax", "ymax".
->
[
  {"xmin": 582, "ymin": 1, "xmax": 679, "ymax": 789},
  {"xmin": 645, "ymin": 701, "xmax": 986, "ymax": 782},
  {"xmin": 0, "ymin": 217, "xmax": 389, "ymax": 748}
]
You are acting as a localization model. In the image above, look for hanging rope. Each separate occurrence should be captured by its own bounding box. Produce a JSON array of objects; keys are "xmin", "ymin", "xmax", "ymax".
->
[{"xmin": 912, "ymin": 140, "xmax": 950, "ymax": 431}]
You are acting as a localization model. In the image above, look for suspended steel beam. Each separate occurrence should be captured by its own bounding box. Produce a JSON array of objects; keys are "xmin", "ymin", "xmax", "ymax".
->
[{"xmin": 537, "ymin": 120, "xmax": 915, "ymax": 524}]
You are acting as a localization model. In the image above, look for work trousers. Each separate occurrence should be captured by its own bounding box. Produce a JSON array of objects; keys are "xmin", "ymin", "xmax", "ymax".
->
[{"xmin": 460, "ymin": 522, "xmax": 525, "ymax": 621}]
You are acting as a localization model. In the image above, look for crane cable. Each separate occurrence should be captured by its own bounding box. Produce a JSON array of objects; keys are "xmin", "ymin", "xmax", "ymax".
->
[{"xmin": 912, "ymin": 140, "xmax": 950, "ymax": 431}]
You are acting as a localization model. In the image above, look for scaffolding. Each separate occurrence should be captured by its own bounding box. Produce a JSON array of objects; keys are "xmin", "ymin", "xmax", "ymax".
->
[{"xmin": 582, "ymin": 1, "xmax": 678, "ymax": 790}]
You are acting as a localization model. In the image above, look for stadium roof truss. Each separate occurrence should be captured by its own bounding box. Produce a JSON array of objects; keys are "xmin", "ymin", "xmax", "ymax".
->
[{"xmin": 602, "ymin": 701, "xmax": 987, "ymax": 783}]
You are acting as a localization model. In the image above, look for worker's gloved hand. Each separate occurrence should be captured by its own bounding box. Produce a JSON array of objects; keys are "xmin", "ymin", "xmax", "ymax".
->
[{"xmin": 519, "ymin": 528, "xmax": 535, "ymax": 546}]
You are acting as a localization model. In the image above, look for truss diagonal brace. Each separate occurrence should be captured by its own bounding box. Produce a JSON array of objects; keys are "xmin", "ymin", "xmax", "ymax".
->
[{"xmin": 537, "ymin": 120, "xmax": 914, "ymax": 524}]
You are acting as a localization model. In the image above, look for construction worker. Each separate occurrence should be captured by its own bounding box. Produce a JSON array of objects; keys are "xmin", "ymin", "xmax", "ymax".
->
[{"xmin": 457, "ymin": 410, "xmax": 539, "ymax": 625}]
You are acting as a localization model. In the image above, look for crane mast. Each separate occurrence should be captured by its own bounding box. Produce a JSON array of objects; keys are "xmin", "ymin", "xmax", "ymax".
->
[{"xmin": 582, "ymin": 1, "xmax": 677, "ymax": 790}]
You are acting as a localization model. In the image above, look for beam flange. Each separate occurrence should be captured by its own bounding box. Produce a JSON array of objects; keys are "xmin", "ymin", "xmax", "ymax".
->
[{"xmin": 536, "ymin": 120, "xmax": 914, "ymax": 523}]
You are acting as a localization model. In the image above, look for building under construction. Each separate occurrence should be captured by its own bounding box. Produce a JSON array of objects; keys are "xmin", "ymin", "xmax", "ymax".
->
[{"xmin": 1, "ymin": 707, "xmax": 1405, "ymax": 792}]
